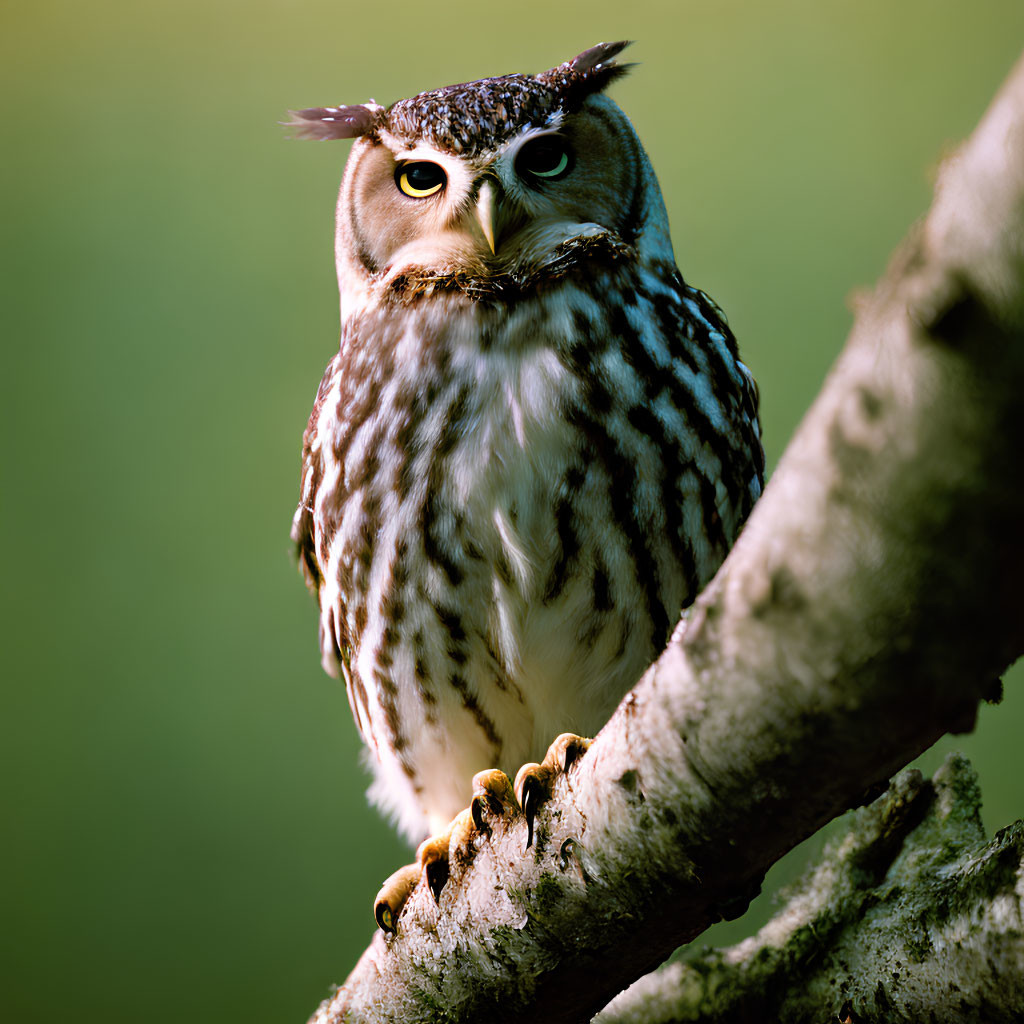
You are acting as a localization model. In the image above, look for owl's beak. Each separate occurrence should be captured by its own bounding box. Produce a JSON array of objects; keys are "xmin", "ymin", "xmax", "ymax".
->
[{"xmin": 474, "ymin": 180, "xmax": 499, "ymax": 255}]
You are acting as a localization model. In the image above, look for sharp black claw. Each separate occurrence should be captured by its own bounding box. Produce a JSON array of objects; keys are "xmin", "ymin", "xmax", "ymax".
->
[
  {"xmin": 565, "ymin": 741, "xmax": 589, "ymax": 770},
  {"xmin": 521, "ymin": 775, "xmax": 541, "ymax": 850},
  {"xmin": 471, "ymin": 795, "xmax": 486, "ymax": 832},
  {"xmin": 375, "ymin": 900, "xmax": 397, "ymax": 935},
  {"xmin": 424, "ymin": 857, "xmax": 450, "ymax": 904}
]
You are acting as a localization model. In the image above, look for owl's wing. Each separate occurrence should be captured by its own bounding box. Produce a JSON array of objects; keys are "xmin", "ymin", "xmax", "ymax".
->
[
  {"xmin": 291, "ymin": 352, "xmax": 349, "ymax": 678},
  {"xmin": 293, "ymin": 451, "xmax": 323, "ymax": 596},
  {"xmin": 678, "ymin": 284, "xmax": 766, "ymax": 528},
  {"xmin": 291, "ymin": 360, "xmax": 331, "ymax": 596},
  {"xmin": 292, "ymin": 351, "xmax": 380, "ymax": 750}
]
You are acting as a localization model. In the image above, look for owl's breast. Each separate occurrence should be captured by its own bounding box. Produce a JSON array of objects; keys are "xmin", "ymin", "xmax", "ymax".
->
[
  {"xmin": 448, "ymin": 337, "xmax": 578, "ymax": 590},
  {"xmin": 311, "ymin": 270, "xmax": 759, "ymax": 836},
  {"xmin": 414, "ymin": 287, "xmax": 675, "ymax": 738}
]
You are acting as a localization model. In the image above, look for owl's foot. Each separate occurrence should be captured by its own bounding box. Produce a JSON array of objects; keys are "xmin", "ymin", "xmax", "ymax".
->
[
  {"xmin": 373, "ymin": 768, "xmax": 519, "ymax": 934},
  {"xmin": 514, "ymin": 732, "xmax": 592, "ymax": 849},
  {"xmin": 372, "ymin": 736, "xmax": 592, "ymax": 933}
]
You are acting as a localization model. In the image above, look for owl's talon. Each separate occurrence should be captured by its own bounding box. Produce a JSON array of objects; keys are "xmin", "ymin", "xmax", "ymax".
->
[
  {"xmin": 514, "ymin": 733, "xmax": 593, "ymax": 849},
  {"xmin": 516, "ymin": 768, "xmax": 544, "ymax": 849},
  {"xmin": 558, "ymin": 733, "xmax": 592, "ymax": 772},
  {"xmin": 373, "ymin": 863, "xmax": 421, "ymax": 935},
  {"xmin": 472, "ymin": 768, "xmax": 518, "ymax": 821},
  {"xmin": 416, "ymin": 808, "xmax": 470, "ymax": 905},
  {"xmin": 470, "ymin": 794, "xmax": 489, "ymax": 833},
  {"xmin": 372, "ymin": 805, "xmax": 492, "ymax": 930},
  {"xmin": 424, "ymin": 854, "xmax": 449, "ymax": 904},
  {"xmin": 372, "ymin": 744, "xmax": 593, "ymax": 930}
]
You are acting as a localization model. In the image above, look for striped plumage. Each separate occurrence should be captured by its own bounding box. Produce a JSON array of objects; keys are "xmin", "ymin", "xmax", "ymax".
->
[{"xmin": 291, "ymin": 43, "xmax": 763, "ymax": 843}]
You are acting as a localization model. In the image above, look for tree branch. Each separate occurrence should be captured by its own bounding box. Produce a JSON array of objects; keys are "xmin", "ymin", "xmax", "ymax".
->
[
  {"xmin": 309, "ymin": 51, "xmax": 1024, "ymax": 1024},
  {"xmin": 597, "ymin": 754, "xmax": 1024, "ymax": 1024}
]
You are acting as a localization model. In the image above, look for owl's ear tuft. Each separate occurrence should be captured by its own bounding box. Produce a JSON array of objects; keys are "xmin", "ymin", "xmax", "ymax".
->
[
  {"xmin": 538, "ymin": 41, "xmax": 635, "ymax": 105},
  {"xmin": 568, "ymin": 40, "xmax": 633, "ymax": 76},
  {"xmin": 284, "ymin": 102, "xmax": 384, "ymax": 140}
]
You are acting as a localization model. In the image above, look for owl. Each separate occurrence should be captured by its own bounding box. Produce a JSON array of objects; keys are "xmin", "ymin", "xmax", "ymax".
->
[{"xmin": 289, "ymin": 42, "xmax": 763, "ymax": 930}]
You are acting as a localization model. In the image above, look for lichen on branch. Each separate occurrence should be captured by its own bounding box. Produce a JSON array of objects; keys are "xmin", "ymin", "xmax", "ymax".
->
[{"xmin": 598, "ymin": 754, "xmax": 1024, "ymax": 1024}]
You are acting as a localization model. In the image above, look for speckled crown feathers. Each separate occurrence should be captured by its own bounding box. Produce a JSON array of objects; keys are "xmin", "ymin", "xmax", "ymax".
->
[{"xmin": 285, "ymin": 41, "xmax": 633, "ymax": 155}]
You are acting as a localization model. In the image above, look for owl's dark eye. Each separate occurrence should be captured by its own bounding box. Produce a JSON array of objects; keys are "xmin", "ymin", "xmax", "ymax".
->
[
  {"xmin": 396, "ymin": 161, "xmax": 446, "ymax": 198},
  {"xmin": 516, "ymin": 136, "xmax": 573, "ymax": 182}
]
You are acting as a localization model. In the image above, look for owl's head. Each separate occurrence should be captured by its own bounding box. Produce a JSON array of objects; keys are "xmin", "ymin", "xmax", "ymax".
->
[{"xmin": 288, "ymin": 43, "xmax": 673, "ymax": 312}]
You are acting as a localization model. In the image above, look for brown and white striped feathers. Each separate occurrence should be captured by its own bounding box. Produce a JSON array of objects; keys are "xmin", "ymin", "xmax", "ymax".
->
[{"xmin": 290, "ymin": 43, "xmax": 763, "ymax": 840}]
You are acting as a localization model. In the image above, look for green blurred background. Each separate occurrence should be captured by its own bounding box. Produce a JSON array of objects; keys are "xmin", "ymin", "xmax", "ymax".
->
[{"xmin": 3, "ymin": 1, "xmax": 1023, "ymax": 1020}]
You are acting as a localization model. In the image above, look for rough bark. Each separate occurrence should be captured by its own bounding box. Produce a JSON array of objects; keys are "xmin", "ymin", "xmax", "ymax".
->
[
  {"xmin": 308, "ymin": 51, "xmax": 1024, "ymax": 1024},
  {"xmin": 597, "ymin": 754, "xmax": 1024, "ymax": 1024}
]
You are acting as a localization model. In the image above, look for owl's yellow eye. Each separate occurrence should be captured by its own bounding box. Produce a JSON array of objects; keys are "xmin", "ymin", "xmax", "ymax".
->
[
  {"xmin": 516, "ymin": 136, "xmax": 573, "ymax": 182},
  {"xmin": 396, "ymin": 162, "xmax": 446, "ymax": 198}
]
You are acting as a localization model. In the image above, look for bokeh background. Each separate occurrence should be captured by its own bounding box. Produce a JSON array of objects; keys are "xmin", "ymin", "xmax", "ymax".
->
[{"xmin": 4, "ymin": 1, "xmax": 1023, "ymax": 1021}]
